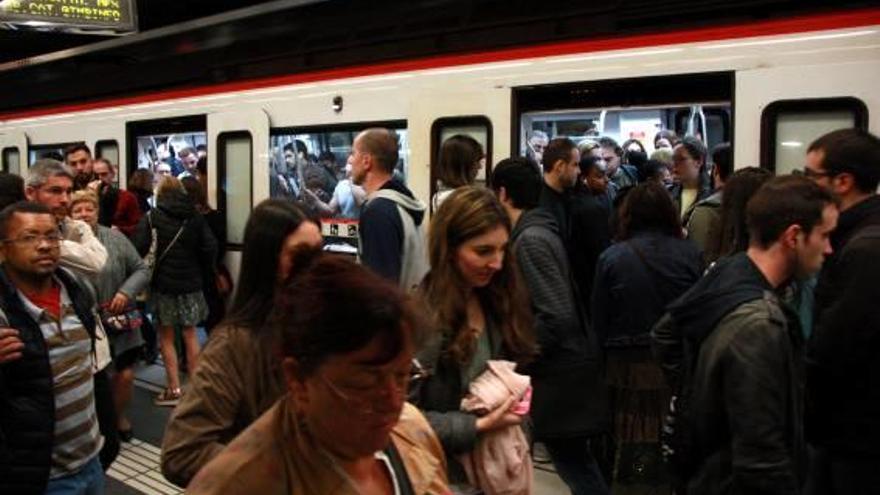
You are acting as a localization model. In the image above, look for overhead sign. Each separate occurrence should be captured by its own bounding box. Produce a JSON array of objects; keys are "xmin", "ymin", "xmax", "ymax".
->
[{"xmin": 0, "ymin": 0, "xmax": 137, "ymax": 34}]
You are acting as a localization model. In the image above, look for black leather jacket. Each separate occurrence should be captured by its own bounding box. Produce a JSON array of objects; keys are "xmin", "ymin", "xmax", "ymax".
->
[
  {"xmin": 653, "ymin": 254, "xmax": 806, "ymax": 494},
  {"xmin": 0, "ymin": 268, "xmax": 98, "ymax": 495}
]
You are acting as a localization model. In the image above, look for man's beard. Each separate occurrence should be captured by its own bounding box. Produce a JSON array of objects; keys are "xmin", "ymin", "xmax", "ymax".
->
[{"xmin": 73, "ymin": 172, "xmax": 97, "ymax": 191}]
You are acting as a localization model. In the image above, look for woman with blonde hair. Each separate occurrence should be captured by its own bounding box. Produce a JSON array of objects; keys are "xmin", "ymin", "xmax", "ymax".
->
[
  {"xmin": 70, "ymin": 190, "xmax": 150, "ymax": 441},
  {"xmin": 134, "ymin": 176, "xmax": 217, "ymax": 406},
  {"xmin": 413, "ymin": 186, "xmax": 536, "ymax": 493}
]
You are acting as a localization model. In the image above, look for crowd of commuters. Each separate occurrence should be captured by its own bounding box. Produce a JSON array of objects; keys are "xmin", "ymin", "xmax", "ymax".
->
[{"xmin": 0, "ymin": 125, "xmax": 878, "ymax": 495}]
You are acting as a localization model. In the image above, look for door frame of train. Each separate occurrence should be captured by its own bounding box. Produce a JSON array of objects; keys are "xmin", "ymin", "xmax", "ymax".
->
[
  {"xmin": 0, "ymin": 131, "xmax": 28, "ymax": 174},
  {"xmin": 208, "ymin": 108, "xmax": 269, "ymax": 287}
]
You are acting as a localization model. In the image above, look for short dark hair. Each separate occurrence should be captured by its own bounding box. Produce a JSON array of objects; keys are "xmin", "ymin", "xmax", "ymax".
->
[
  {"xmin": 747, "ymin": 175, "xmax": 837, "ymax": 248},
  {"xmin": 436, "ymin": 134, "xmax": 484, "ymax": 188},
  {"xmin": 64, "ymin": 143, "xmax": 91, "ymax": 158},
  {"xmin": 0, "ymin": 201, "xmax": 54, "ymax": 239},
  {"xmin": 181, "ymin": 176, "xmax": 208, "ymax": 210},
  {"xmin": 578, "ymin": 154, "xmax": 602, "ymax": 177},
  {"xmin": 491, "ymin": 157, "xmax": 542, "ymax": 210},
  {"xmin": 0, "ymin": 173, "xmax": 25, "ymax": 212},
  {"xmin": 196, "ymin": 144, "xmax": 207, "ymax": 153},
  {"xmin": 178, "ymin": 147, "xmax": 197, "ymax": 159},
  {"xmin": 358, "ymin": 128, "xmax": 400, "ymax": 175},
  {"xmin": 639, "ymin": 159, "xmax": 669, "ymax": 183},
  {"xmin": 295, "ymin": 139, "xmax": 308, "ymax": 155},
  {"xmin": 598, "ymin": 136, "xmax": 622, "ymax": 157},
  {"xmin": 283, "ymin": 142, "xmax": 295, "ymax": 153},
  {"xmin": 541, "ymin": 137, "xmax": 576, "ymax": 174},
  {"xmin": 711, "ymin": 142, "xmax": 733, "ymax": 182},
  {"xmin": 617, "ymin": 182, "xmax": 682, "ymax": 240},
  {"xmin": 273, "ymin": 250, "xmax": 420, "ymax": 378},
  {"xmin": 808, "ymin": 128, "xmax": 880, "ymax": 193},
  {"xmin": 196, "ymin": 156, "xmax": 207, "ymax": 175}
]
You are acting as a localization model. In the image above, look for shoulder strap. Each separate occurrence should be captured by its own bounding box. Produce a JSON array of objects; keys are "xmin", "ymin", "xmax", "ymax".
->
[{"xmin": 157, "ymin": 220, "xmax": 188, "ymax": 266}]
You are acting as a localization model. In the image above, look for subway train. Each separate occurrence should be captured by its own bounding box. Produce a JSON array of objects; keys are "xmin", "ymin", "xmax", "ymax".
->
[{"xmin": 0, "ymin": 6, "xmax": 878, "ymax": 281}]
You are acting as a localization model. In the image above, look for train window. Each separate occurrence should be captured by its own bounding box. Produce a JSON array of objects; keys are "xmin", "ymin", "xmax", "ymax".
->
[
  {"xmin": 514, "ymin": 72, "xmax": 733, "ymax": 180},
  {"xmin": 430, "ymin": 116, "xmax": 493, "ymax": 213},
  {"xmin": 2, "ymin": 147, "xmax": 19, "ymax": 173},
  {"xmin": 133, "ymin": 132, "xmax": 207, "ymax": 177},
  {"xmin": 28, "ymin": 142, "xmax": 84, "ymax": 166},
  {"xmin": 95, "ymin": 140, "xmax": 120, "ymax": 167},
  {"xmin": 269, "ymin": 120, "xmax": 408, "ymax": 221},
  {"xmin": 761, "ymin": 97, "xmax": 868, "ymax": 175},
  {"xmin": 126, "ymin": 115, "xmax": 208, "ymax": 181},
  {"xmin": 218, "ymin": 132, "xmax": 252, "ymax": 246}
]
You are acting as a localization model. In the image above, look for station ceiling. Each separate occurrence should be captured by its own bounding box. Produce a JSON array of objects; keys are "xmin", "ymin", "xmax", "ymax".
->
[{"xmin": 1, "ymin": 0, "xmax": 876, "ymax": 115}]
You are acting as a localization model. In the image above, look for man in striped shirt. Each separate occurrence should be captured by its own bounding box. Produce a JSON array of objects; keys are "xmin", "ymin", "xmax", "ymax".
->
[{"xmin": 0, "ymin": 201, "xmax": 105, "ymax": 494}]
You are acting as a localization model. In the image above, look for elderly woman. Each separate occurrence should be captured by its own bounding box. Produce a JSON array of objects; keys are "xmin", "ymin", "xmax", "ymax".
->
[
  {"xmin": 186, "ymin": 251, "xmax": 450, "ymax": 494},
  {"xmin": 70, "ymin": 190, "xmax": 150, "ymax": 442}
]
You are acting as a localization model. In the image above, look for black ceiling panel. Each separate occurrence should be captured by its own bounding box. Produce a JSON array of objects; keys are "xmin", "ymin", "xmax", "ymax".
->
[{"xmin": 0, "ymin": 0, "xmax": 875, "ymax": 115}]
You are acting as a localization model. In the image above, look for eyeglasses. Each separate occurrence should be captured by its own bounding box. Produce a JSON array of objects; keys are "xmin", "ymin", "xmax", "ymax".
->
[
  {"xmin": 38, "ymin": 185, "xmax": 73, "ymax": 196},
  {"xmin": 321, "ymin": 359, "xmax": 426, "ymax": 414},
  {"xmin": 3, "ymin": 233, "xmax": 63, "ymax": 247}
]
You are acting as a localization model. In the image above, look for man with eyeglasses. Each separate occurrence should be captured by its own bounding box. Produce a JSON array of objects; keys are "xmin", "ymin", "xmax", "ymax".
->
[
  {"xmin": 25, "ymin": 159, "xmax": 107, "ymax": 277},
  {"xmin": 0, "ymin": 201, "xmax": 107, "ymax": 494},
  {"xmin": 802, "ymin": 129, "xmax": 880, "ymax": 495},
  {"xmin": 24, "ymin": 159, "xmax": 119, "ymax": 472}
]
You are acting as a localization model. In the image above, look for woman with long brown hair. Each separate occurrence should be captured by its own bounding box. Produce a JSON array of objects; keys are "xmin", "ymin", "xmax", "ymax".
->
[{"xmin": 413, "ymin": 186, "xmax": 536, "ymax": 493}]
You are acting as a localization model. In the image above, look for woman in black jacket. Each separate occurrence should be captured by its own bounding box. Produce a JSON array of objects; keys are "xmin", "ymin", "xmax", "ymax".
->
[
  {"xmin": 591, "ymin": 182, "xmax": 702, "ymax": 494},
  {"xmin": 134, "ymin": 176, "xmax": 217, "ymax": 406}
]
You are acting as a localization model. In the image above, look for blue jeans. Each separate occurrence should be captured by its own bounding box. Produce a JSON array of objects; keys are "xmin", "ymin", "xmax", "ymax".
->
[
  {"xmin": 543, "ymin": 437, "xmax": 610, "ymax": 495},
  {"xmin": 44, "ymin": 455, "xmax": 105, "ymax": 495}
]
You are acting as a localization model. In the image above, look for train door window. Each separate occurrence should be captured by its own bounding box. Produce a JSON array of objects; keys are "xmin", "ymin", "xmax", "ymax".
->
[
  {"xmin": 514, "ymin": 72, "xmax": 733, "ymax": 191},
  {"xmin": 126, "ymin": 115, "xmax": 208, "ymax": 181},
  {"xmin": 218, "ymin": 132, "xmax": 252, "ymax": 246},
  {"xmin": 28, "ymin": 142, "xmax": 84, "ymax": 166},
  {"xmin": 2, "ymin": 147, "xmax": 19, "ymax": 173},
  {"xmin": 95, "ymin": 140, "xmax": 120, "ymax": 185},
  {"xmin": 269, "ymin": 120, "xmax": 408, "ymax": 221},
  {"xmin": 761, "ymin": 98, "xmax": 868, "ymax": 175},
  {"xmin": 430, "ymin": 116, "xmax": 492, "ymax": 213}
]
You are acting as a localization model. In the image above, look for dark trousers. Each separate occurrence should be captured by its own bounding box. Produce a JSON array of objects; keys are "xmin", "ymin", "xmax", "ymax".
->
[
  {"xmin": 543, "ymin": 436, "xmax": 610, "ymax": 495},
  {"xmin": 804, "ymin": 446, "xmax": 880, "ymax": 495},
  {"xmin": 93, "ymin": 368, "xmax": 119, "ymax": 470}
]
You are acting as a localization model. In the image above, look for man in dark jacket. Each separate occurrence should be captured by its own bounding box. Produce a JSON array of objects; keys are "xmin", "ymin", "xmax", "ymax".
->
[
  {"xmin": 493, "ymin": 157, "xmax": 610, "ymax": 495},
  {"xmin": 802, "ymin": 129, "xmax": 880, "ymax": 494},
  {"xmin": 653, "ymin": 176, "xmax": 838, "ymax": 495},
  {"xmin": 0, "ymin": 202, "xmax": 105, "ymax": 494},
  {"xmin": 91, "ymin": 158, "xmax": 142, "ymax": 237},
  {"xmin": 539, "ymin": 137, "xmax": 580, "ymax": 244},
  {"xmin": 352, "ymin": 128, "xmax": 428, "ymax": 290}
]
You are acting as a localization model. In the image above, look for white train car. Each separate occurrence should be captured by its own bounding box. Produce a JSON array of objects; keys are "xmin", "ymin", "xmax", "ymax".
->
[{"xmin": 1, "ymin": 7, "xmax": 878, "ymax": 277}]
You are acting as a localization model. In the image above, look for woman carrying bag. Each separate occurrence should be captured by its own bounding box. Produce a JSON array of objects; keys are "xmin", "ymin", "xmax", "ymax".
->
[{"xmin": 134, "ymin": 176, "xmax": 217, "ymax": 406}]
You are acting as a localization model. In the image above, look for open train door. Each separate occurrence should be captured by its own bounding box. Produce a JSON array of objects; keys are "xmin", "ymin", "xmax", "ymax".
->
[
  {"xmin": 0, "ymin": 130, "xmax": 29, "ymax": 174},
  {"xmin": 207, "ymin": 109, "xmax": 270, "ymax": 288}
]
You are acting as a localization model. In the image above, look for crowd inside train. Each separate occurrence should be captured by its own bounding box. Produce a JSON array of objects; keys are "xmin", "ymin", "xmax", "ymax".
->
[{"xmin": 0, "ymin": 124, "xmax": 877, "ymax": 495}]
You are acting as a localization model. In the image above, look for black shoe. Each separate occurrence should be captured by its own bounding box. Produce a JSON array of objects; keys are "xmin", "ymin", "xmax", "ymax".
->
[
  {"xmin": 143, "ymin": 348, "xmax": 158, "ymax": 365},
  {"xmin": 118, "ymin": 429, "xmax": 134, "ymax": 442}
]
